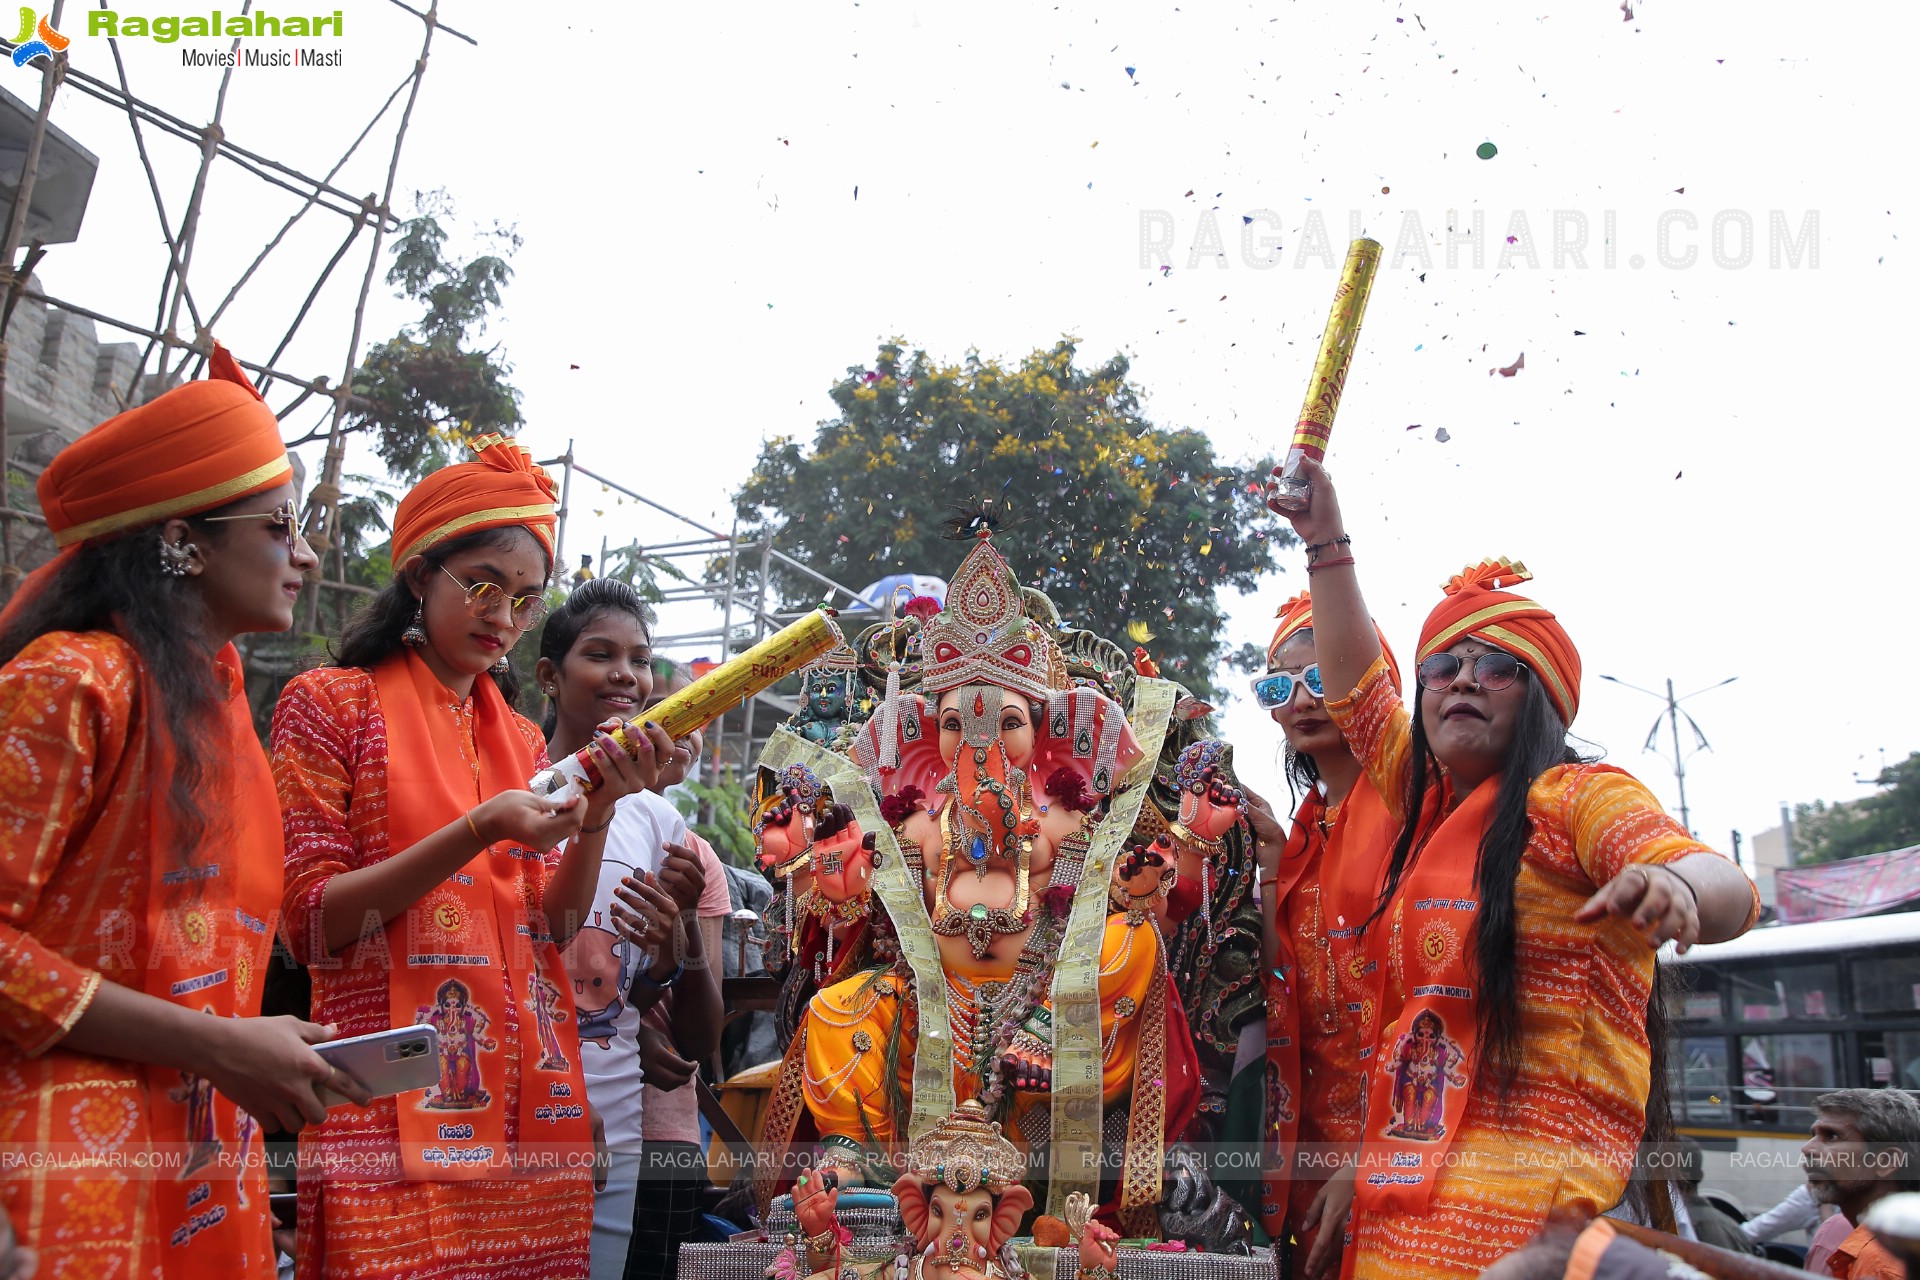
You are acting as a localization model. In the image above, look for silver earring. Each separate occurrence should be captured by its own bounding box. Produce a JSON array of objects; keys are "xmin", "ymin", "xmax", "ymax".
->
[
  {"xmin": 401, "ymin": 605, "xmax": 427, "ymax": 647},
  {"xmin": 158, "ymin": 537, "xmax": 195, "ymax": 578},
  {"xmin": 491, "ymin": 656, "xmax": 510, "ymax": 675}
]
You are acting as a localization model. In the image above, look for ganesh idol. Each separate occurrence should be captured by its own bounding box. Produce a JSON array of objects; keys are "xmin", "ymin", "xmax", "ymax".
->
[{"xmin": 753, "ymin": 528, "xmax": 1218, "ymax": 1234}]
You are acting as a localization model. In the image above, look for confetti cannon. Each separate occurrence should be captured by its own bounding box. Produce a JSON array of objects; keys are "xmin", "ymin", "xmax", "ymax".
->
[
  {"xmin": 1269, "ymin": 237, "xmax": 1383, "ymax": 513},
  {"xmin": 529, "ymin": 609, "xmax": 846, "ymax": 803}
]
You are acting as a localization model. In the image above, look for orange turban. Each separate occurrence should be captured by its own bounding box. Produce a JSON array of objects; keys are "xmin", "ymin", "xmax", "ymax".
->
[
  {"xmin": 389, "ymin": 434, "xmax": 558, "ymax": 568},
  {"xmin": 1416, "ymin": 558, "xmax": 1581, "ymax": 725},
  {"xmin": 38, "ymin": 345, "xmax": 289, "ymax": 548},
  {"xmin": 1266, "ymin": 590, "xmax": 1402, "ymax": 691}
]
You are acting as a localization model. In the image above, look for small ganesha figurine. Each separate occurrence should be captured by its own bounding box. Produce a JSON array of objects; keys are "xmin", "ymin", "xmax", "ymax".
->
[
  {"xmin": 773, "ymin": 1101, "xmax": 1033, "ymax": 1280},
  {"xmin": 890, "ymin": 1100, "xmax": 1033, "ymax": 1280}
]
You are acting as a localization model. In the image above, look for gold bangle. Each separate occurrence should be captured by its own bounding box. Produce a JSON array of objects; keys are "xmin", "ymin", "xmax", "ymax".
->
[
  {"xmin": 465, "ymin": 810, "xmax": 485, "ymax": 845},
  {"xmin": 1167, "ymin": 820, "xmax": 1226, "ymax": 856}
]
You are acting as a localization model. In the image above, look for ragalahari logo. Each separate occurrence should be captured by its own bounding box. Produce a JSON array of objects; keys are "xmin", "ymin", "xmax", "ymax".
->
[{"xmin": 11, "ymin": 8, "xmax": 68, "ymax": 67}]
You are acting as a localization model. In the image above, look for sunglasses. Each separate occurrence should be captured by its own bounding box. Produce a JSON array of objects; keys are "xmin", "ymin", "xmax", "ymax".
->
[
  {"xmin": 1415, "ymin": 651, "xmax": 1525, "ymax": 693},
  {"xmin": 1251, "ymin": 664, "xmax": 1323, "ymax": 709},
  {"xmin": 440, "ymin": 565, "xmax": 548, "ymax": 631},
  {"xmin": 202, "ymin": 499, "xmax": 301, "ymax": 548}
]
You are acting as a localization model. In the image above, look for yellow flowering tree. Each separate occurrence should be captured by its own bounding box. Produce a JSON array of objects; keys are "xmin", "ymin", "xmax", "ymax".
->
[{"xmin": 732, "ymin": 338, "xmax": 1287, "ymax": 699}]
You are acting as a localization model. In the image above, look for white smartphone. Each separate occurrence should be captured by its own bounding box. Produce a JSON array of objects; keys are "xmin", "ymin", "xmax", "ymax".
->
[{"xmin": 314, "ymin": 1025, "xmax": 440, "ymax": 1106}]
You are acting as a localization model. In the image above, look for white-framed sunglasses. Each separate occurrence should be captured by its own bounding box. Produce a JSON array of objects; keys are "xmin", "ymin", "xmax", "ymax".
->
[
  {"xmin": 1251, "ymin": 664, "xmax": 1324, "ymax": 709},
  {"xmin": 202, "ymin": 499, "xmax": 301, "ymax": 547}
]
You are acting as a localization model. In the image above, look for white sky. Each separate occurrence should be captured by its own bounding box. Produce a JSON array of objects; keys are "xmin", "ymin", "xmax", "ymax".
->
[{"xmin": 26, "ymin": 0, "xmax": 1917, "ymax": 857}]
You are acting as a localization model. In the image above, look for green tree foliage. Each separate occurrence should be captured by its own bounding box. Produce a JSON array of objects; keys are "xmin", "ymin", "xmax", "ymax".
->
[
  {"xmin": 288, "ymin": 191, "xmax": 524, "ymax": 482},
  {"xmin": 599, "ymin": 541, "xmax": 692, "ymax": 604},
  {"xmin": 671, "ymin": 777, "xmax": 758, "ymax": 868},
  {"xmin": 1792, "ymin": 752, "xmax": 1920, "ymax": 863},
  {"xmin": 732, "ymin": 339, "xmax": 1288, "ymax": 700}
]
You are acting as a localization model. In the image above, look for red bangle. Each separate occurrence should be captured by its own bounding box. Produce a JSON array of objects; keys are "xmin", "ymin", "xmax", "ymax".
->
[{"xmin": 1306, "ymin": 555, "xmax": 1355, "ymax": 573}]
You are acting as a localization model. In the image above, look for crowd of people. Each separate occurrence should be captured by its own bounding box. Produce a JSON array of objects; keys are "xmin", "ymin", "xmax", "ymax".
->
[{"xmin": 0, "ymin": 360, "xmax": 1912, "ymax": 1280}]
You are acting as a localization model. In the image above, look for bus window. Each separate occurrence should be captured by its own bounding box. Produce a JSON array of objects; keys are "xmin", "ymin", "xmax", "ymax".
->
[
  {"xmin": 1665, "ymin": 967, "xmax": 1724, "ymax": 1023},
  {"xmin": 1730, "ymin": 961, "xmax": 1845, "ymax": 1023},
  {"xmin": 1739, "ymin": 1033, "xmax": 1836, "ymax": 1131},
  {"xmin": 1852, "ymin": 948, "xmax": 1920, "ymax": 1016},
  {"xmin": 1859, "ymin": 1030, "xmax": 1920, "ymax": 1091},
  {"xmin": 1674, "ymin": 1037, "xmax": 1732, "ymax": 1124}
]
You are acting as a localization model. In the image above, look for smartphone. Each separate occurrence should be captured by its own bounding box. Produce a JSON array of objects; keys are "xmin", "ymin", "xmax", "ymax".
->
[
  {"xmin": 268, "ymin": 1191, "xmax": 297, "ymax": 1227},
  {"xmin": 314, "ymin": 1025, "xmax": 440, "ymax": 1106}
]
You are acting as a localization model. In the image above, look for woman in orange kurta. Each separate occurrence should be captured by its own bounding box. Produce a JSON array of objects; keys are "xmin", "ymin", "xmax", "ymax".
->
[
  {"xmin": 0, "ymin": 349, "xmax": 359, "ymax": 1277},
  {"xmin": 1268, "ymin": 458, "xmax": 1761, "ymax": 1279},
  {"xmin": 1246, "ymin": 593, "xmax": 1403, "ymax": 1280},
  {"xmin": 273, "ymin": 437, "xmax": 668, "ymax": 1279}
]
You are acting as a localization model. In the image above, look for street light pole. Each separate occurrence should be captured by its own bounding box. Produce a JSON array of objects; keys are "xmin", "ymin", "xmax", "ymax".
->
[
  {"xmin": 1665, "ymin": 677, "xmax": 1691, "ymax": 834},
  {"xmin": 1598, "ymin": 673, "xmax": 1738, "ymax": 837}
]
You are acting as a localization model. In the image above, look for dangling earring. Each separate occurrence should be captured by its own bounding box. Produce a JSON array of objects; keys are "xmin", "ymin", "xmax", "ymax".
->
[
  {"xmin": 158, "ymin": 536, "xmax": 195, "ymax": 578},
  {"xmin": 401, "ymin": 605, "xmax": 427, "ymax": 647},
  {"xmin": 491, "ymin": 655, "xmax": 510, "ymax": 675}
]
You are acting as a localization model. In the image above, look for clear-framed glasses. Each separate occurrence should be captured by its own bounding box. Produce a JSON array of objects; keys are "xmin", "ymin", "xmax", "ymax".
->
[
  {"xmin": 1251, "ymin": 664, "xmax": 1323, "ymax": 709},
  {"xmin": 1415, "ymin": 650, "xmax": 1525, "ymax": 693},
  {"xmin": 440, "ymin": 565, "xmax": 548, "ymax": 632},
  {"xmin": 202, "ymin": 499, "xmax": 301, "ymax": 548}
]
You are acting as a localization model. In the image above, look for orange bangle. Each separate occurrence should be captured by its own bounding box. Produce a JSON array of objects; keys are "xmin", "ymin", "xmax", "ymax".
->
[{"xmin": 465, "ymin": 810, "xmax": 485, "ymax": 845}]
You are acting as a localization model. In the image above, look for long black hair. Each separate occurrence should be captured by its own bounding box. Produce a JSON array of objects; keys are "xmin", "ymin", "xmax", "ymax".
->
[
  {"xmin": 334, "ymin": 525, "xmax": 551, "ymax": 703},
  {"xmin": 534, "ymin": 578, "xmax": 653, "ymax": 736},
  {"xmin": 1370, "ymin": 666, "xmax": 1585, "ymax": 1098},
  {"xmin": 1268, "ymin": 626, "xmax": 1324, "ymax": 805},
  {"xmin": 0, "ymin": 512, "xmax": 260, "ymax": 862}
]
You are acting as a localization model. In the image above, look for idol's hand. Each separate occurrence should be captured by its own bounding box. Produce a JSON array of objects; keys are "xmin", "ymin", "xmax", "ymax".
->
[
  {"xmin": 1079, "ymin": 1220, "xmax": 1120, "ymax": 1274},
  {"xmin": 1575, "ymin": 863, "xmax": 1701, "ymax": 953},
  {"xmin": 810, "ymin": 806, "xmax": 873, "ymax": 903},
  {"xmin": 1115, "ymin": 842, "xmax": 1169, "ymax": 902},
  {"xmin": 756, "ymin": 798, "xmax": 811, "ymax": 870},
  {"xmin": 999, "ymin": 1051, "xmax": 1054, "ymax": 1093},
  {"xmin": 1177, "ymin": 767, "xmax": 1245, "ymax": 841},
  {"xmin": 794, "ymin": 1166, "xmax": 844, "ymax": 1238},
  {"xmin": 1267, "ymin": 456, "xmax": 1347, "ymax": 548}
]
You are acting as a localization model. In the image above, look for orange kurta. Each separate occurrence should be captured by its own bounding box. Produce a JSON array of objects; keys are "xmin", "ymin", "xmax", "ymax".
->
[
  {"xmin": 1328, "ymin": 656, "xmax": 1759, "ymax": 1278},
  {"xmin": 272, "ymin": 666, "xmax": 592, "ymax": 1280},
  {"xmin": 0, "ymin": 632, "xmax": 278, "ymax": 1279}
]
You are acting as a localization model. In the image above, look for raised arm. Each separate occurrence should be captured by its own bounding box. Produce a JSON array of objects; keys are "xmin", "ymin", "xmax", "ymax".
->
[{"xmin": 1267, "ymin": 456, "xmax": 1379, "ymax": 702}]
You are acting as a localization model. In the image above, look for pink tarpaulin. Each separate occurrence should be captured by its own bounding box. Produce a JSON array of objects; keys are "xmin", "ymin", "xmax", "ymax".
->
[{"xmin": 1775, "ymin": 844, "xmax": 1920, "ymax": 923}]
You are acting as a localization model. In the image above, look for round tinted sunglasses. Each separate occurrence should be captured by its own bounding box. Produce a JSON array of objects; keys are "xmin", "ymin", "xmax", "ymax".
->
[
  {"xmin": 1415, "ymin": 651, "xmax": 1525, "ymax": 692},
  {"xmin": 440, "ymin": 565, "xmax": 548, "ymax": 631},
  {"xmin": 1251, "ymin": 664, "xmax": 1323, "ymax": 709}
]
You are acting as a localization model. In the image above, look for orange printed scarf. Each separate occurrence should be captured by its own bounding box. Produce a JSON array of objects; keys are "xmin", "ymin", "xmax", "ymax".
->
[
  {"xmin": 1350, "ymin": 778, "xmax": 1498, "ymax": 1220},
  {"xmin": 372, "ymin": 651, "xmax": 591, "ymax": 1180},
  {"xmin": 142, "ymin": 645, "xmax": 282, "ymax": 1267}
]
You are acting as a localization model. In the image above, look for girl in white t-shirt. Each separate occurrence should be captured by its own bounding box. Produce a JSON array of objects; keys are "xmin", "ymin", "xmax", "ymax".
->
[{"xmin": 537, "ymin": 580, "xmax": 690, "ymax": 1278}]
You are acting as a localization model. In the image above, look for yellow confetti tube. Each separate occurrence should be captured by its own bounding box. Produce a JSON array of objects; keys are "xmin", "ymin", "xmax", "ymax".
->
[
  {"xmin": 529, "ymin": 609, "xmax": 846, "ymax": 801},
  {"xmin": 1269, "ymin": 238, "xmax": 1383, "ymax": 513}
]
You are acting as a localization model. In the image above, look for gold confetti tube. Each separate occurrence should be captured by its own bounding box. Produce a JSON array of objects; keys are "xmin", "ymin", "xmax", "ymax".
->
[
  {"xmin": 529, "ymin": 609, "xmax": 846, "ymax": 800},
  {"xmin": 1269, "ymin": 238, "xmax": 1383, "ymax": 513}
]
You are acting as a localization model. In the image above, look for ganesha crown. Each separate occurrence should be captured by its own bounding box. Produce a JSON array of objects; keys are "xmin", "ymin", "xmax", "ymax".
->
[
  {"xmin": 920, "ymin": 534, "xmax": 1063, "ymax": 703},
  {"xmin": 905, "ymin": 1099, "xmax": 1026, "ymax": 1196}
]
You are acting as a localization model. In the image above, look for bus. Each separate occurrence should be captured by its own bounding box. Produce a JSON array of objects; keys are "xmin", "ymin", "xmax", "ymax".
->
[{"xmin": 1663, "ymin": 910, "xmax": 1920, "ymax": 1215}]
